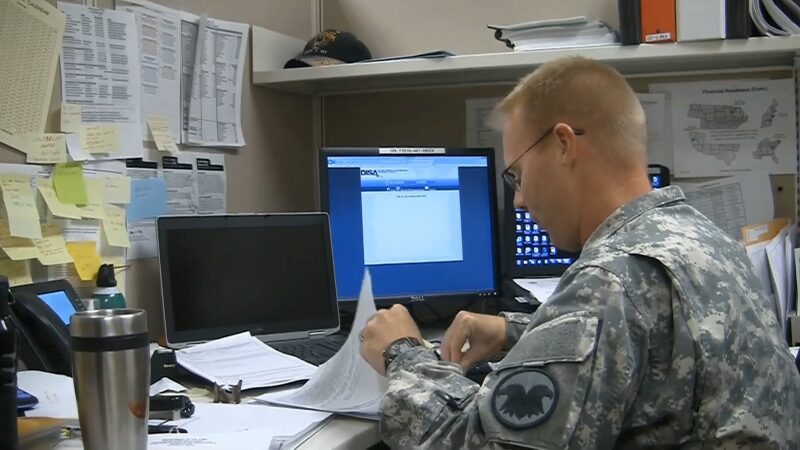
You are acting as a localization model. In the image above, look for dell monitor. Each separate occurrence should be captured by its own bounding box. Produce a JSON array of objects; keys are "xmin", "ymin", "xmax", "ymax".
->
[{"xmin": 320, "ymin": 147, "xmax": 500, "ymax": 306}]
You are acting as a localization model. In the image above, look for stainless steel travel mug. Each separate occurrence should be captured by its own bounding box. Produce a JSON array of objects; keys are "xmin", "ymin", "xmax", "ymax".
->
[{"xmin": 70, "ymin": 309, "xmax": 149, "ymax": 450}]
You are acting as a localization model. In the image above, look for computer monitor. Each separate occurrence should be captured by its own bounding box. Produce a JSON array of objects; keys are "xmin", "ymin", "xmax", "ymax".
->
[
  {"xmin": 506, "ymin": 164, "xmax": 670, "ymax": 277},
  {"xmin": 319, "ymin": 147, "xmax": 501, "ymax": 306}
]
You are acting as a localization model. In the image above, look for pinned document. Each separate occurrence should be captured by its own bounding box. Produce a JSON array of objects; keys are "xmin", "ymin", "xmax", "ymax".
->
[
  {"xmin": 102, "ymin": 204, "xmax": 130, "ymax": 248},
  {"xmin": 33, "ymin": 224, "xmax": 73, "ymax": 266},
  {"xmin": 0, "ymin": 175, "xmax": 42, "ymax": 239},
  {"xmin": 53, "ymin": 163, "xmax": 88, "ymax": 204},
  {"xmin": 0, "ymin": 219, "xmax": 38, "ymax": 261},
  {"xmin": 0, "ymin": 258, "xmax": 32, "ymax": 286},
  {"xmin": 66, "ymin": 241, "xmax": 101, "ymax": 281},
  {"xmin": 128, "ymin": 177, "xmax": 168, "ymax": 222},
  {"xmin": 21, "ymin": 134, "xmax": 67, "ymax": 164},
  {"xmin": 37, "ymin": 177, "xmax": 83, "ymax": 219},
  {"xmin": 61, "ymin": 103, "xmax": 82, "ymax": 133},
  {"xmin": 77, "ymin": 177, "xmax": 104, "ymax": 219},
  {"xmin": 148, "ymin": 116, "xmax": 180, "ymax": 154},
  {"xmin": 80, "ymin": 125, "xmax": 121, "ymax": 154},
  {"xmin": 103, "ymin": 175, "xmax": 131, "ymax": 204}
]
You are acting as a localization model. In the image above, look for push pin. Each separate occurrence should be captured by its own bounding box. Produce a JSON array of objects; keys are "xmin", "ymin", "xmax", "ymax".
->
[{"xmin": 212, "ymin": 380, "xmax": 242, "ymax": 404}]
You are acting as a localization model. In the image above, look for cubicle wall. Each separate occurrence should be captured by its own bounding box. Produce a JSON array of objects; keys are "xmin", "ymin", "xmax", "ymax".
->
[{"xmin": 0, "ymin": 0, "xmax": 316, "ymax": 338}]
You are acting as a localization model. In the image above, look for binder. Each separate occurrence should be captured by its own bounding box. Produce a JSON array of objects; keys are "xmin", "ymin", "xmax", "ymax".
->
[
  {"xmin": 618, "ymin": 0, "xmax": 642, "ymax": 45},
  {"xmin": 641, "ymin": 0, "xmax": 676, "ymax": 43},
  {"xmin": 725, "ymin": 0, "xmax": 755, "ymax": 38},
  {"xmin": 677, "ymin": 0, "xmax": 725, "ymax": 41}
]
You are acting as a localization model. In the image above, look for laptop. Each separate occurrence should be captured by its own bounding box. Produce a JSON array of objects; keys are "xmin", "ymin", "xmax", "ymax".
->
[{"xmin": 156, "ymin": 213, "xmax": 344, "ymax": 363}]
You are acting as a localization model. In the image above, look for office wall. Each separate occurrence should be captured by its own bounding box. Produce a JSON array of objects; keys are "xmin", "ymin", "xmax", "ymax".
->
[{"xmin": 0, "ymin": 0, "xmax": 314, "ymax": 338}]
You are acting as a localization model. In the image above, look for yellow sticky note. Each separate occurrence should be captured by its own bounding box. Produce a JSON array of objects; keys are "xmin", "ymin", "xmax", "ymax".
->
[
  {"xmin": 61, "ymin": 103, "xmax": 82, "ymax": 133},
  {"xmin": 0, "ymin": 175, "xmax": 42, "ymax": 240},
  {"xmin": 147, "ymin": 117, "xmax": 180, "ymax": 154},
  {"xmin": 53, "ymin": 163, "xmax": 88, "ymax": 205},
  {"xmin": 20, "ymin": 134, "xmax": 67, "ymax": 164},
  {"xmin": 80, "ymin": 125, "xmax": 120, "ymax": 154},
  {"xmin": 77, "ymin": 178, "xmax": 104, "ymax": 219},
  {"xmin": 37, "ymin": 177, "xmax": 83, "ymax": 220},
  {"xmin": 102, "ymin": 204, "xmax": 130, "ymax": 248},
  {"xmin": 66, "ymin": 241, "xmax": 102, "ymax": 282},
  {"xmin": 0, "ymin": 219, "xmax": 38, "ymax": 261},
  {"xmin": 104, "ymin": 175, "xmax": 131, "ymax": 204},
  {"xmin": 0, "ymin": 258, "xmax": 32, "ymax": 287},
  {"xmin": 33, "ymin": 224, "xmax": 73, "ymax": 266}
]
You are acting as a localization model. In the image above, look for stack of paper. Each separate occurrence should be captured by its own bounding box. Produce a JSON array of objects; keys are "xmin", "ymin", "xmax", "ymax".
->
[
  {"xmin": 750, "ymin": 0, "xmax": 800, "ymax": 36},
  {"xmin": 255, "ymin": 271, "xmax": 387, "ymax": 420},
  {"xmin": 488, "ymin": 16, "xmax": 619, "ymax": 52},
  {"xmin": 175, "ymin": 332, "xmax": 317, "ymax": 389}
]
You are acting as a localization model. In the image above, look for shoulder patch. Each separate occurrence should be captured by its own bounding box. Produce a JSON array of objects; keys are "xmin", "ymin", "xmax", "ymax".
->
[{"xmin": 491, "ymin": 369, "xmax": 558, "ymax": 429}]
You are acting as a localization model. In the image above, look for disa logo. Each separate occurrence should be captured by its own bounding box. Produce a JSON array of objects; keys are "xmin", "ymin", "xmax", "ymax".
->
[{"xmin": 360, "ymin": 169, "xmax": 380, "ymax": 177}]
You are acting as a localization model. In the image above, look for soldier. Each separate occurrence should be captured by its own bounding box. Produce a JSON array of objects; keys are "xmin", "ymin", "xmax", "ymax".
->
[{"xmin": 359, "ymin": 56, "xmax": 800, "ymax": 449}]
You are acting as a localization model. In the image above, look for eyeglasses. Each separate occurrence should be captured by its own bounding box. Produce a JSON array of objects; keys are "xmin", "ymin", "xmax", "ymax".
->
[{"xmin": 501, "ymin": 125, "xmax": 585, "ymax": 191}]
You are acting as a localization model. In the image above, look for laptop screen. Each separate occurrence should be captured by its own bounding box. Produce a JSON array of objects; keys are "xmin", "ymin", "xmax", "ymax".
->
[{"xmin": 157, "ymin": 214, "xmax": 339, "ymax": 346}]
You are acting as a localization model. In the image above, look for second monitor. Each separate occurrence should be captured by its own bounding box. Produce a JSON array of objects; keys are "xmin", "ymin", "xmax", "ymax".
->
[{"xmin": 320, "ymin": 147, "xmax": 501, "ymax": 306}]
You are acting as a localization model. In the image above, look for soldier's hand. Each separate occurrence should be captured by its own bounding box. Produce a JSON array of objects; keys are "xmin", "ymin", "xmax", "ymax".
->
[
  {"xmin": 359, "ymin": 304, "xmax": 423, "ymax": 376},
  {"xmin": 441, "ymin": 311, "xmax": 506, "ymax": 371}
]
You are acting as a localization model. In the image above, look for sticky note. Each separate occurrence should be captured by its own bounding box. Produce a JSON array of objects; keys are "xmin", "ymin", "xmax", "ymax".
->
[
  {"xmin": 102, "ymin": 204, "xmax": 130, "ymax": 248},
  {"xmin": 104, "ymin": 175, "xmax": 131, "ymax": 204},
  {"xmin": 33, "ymin": 224, "xmax": 73, "ymax": 266},
  {"xmin": 0, "ymin": 258, "xmax": 32, "ymax": 287},
  {"xmin": 21, "ymin": 134, "xmax": 67, "ymax": 164},
  {"xmin": 53, "ymin": 163, "xmax": 88, "ymax": 205},
  {"xmin": 0, "ymin": 175, "xmax": 42, "ymax": 240},
  {"xmin": 61, "ymin": 103, "xmax": 82, "ymax": 133},
  {"xmin": 36, "ymin": 177, "xmax": 83, "ymax": 220},
  {"xmin": 77, "ymin": 178, "xmax": 104, "ymax": 219},
  {"xmin": 80, "ymin": 125, "xmax": 121, "ymax": 154},
  {"xmin": 66, "ymin": 241, "xmax": 102, "ymax": 281},
  {"xmin": 147, "ymin": 117, "xmax": 180, "ymax": 154},
  {"xmin": 0, "ymin": 219, "xmax": 38, "ymax": 261},
  {"xmin": 128, "ymin": 177, "xmax": 168, "ymax": 222}
]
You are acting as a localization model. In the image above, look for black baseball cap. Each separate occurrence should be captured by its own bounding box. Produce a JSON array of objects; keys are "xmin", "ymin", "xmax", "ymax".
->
[{"xmin": 284, "ymin": 29, "xmax": 372, "ymax": 68}]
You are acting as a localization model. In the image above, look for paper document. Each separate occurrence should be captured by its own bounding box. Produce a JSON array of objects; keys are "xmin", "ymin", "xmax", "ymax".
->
[
  {"xmin": 149, "ymin": 432, "xmax": 275, "ymax": 450},
  {"xmin": 636, "ymin": 93, "xmax": 670, "ymax": 169},
  {"xmin": 187, "ymin": 17, "xmax": 248, "ymax": 147},
  {"xmin": 162, "ymin": 154, "xmax": 198, "ymax": 214},
  {"xmin": 746, "ymin": 241, "xmax": 781, "ymax": 329},
  {"xmin": 677, "ymin": 172, "xmax": 774, "ymax": 241},
  {"xmin": 17, "ymin": 371, "xmax": 78, "ymax": 420},
  {"xmin": 58, "ymin": 2, "xmax": 144, "ymax": 161},
  {"xmin": 256, "ymin": 271, "xmax": 387, "ymax": 420},
  {"xmin": 180, "ymin": 11, "xmax": 200, "ymax": 143},
  {"xmin": 116, "ymin": 0, "xmax": 182, "ymax": 141},
  {"xmin": 465, "ymin": 97, "xmax": 504, "ymax": 206},
  {"xmin": 0, "ymin": 0, "xmax": 65, "ymax": 153},
  {"xmin": 514, "ymin": 277, "xmax": 561, "ymax": 304},
  {"xmin": 126, "ymin": 159, "xmax": 161, "ymax": 260},
  {"xmin": 195, "ymin": 154, "xmax": 226, "ymax": 214},
  {"xmin": 150, "ymin": 377, "xmax": 188, "ymax": 396},
  {"xmin": 176, "ymin": 332, "xmax": 317, "ymax": 390},
  {"xmin": 652, "ymin": 79, "xmax": 796, "ymax": 177}
]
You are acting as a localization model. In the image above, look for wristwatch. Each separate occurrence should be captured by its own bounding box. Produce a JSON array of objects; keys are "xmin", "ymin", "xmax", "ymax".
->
[{"xmin": 383, "ymin": 337, "xmax": 422, "ymax": 370}]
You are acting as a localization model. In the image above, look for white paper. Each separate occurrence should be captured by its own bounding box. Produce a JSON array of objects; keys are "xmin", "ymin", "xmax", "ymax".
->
[
  {"xmin": 180, "ymin": 11, "xmax": 200, "ymax": 144},
  {"xmin": 256, "ymin": 271, "xmax": 387, "ymax": 419},
  {"xmin": 636, "ymin": 93, "xmax": 671, "ymax": 169},
  {"xmin": 676, "ymin": 172, "xmax": 774, "ymax": 241},
  {"xmin": 126, "ymin": 158, "xmax": 160, "ymax": 260},
  {"xmin": 765, "ymin": 223, "xmax": 795, "ymax": 332},
  {"xmin": 149, "ymin": 431, "xmax": 274, "ymax": 450},
  {"xmin": 149, "ymin": 377, "xmax": 188, "ymax": 395},
  {"xmin": 465, "ymin": 97, "xmax": 504, "ymax": 206},
  {"xmin": 653, "ymin": 79, "xmax": 796, "ymax": 177},
  {"xmin": 161, "ymin": 153, "xmax": 198, "ymax": 214},
  {"xmin": 187, "ymin": 17, "xmax": 248, "ymax": 147},
  {"xmin": 165, "ymin": 402, "xmax": 331, "ymax": 437},
  {"xmin": 514, "ymin": 277, "xmax": 560, "ymax": 304},
  {"xmin": 17, "ymin": 370, "xmax": 79, "ymax": 419},
  {"xmin": 195, "ymin": 152, "xmax": 226, "ymax": 214},
  {"xmin": 176, "ymin": 332, "xmax": 317, "ymax": 390},
  {"xmin": 58, "ymin": 2, "xmax": 144, "ymax": 161},
  {"xmin": 115, "ymin": 0, "xmax": 182, "ymax": 141}
]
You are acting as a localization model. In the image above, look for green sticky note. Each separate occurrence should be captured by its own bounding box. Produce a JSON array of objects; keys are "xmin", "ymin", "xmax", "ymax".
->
[{"xmin": 52, "ymin": 163, "xmax": 88, "ymax": 205}]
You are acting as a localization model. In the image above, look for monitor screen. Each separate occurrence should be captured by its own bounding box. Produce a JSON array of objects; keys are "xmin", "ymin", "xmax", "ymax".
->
[
  {"xmin": 37, "ymin": 291, "xmax": 77, "ymax": 325},
  {"xmin": 321, "ymin": 148, "xmax": 500, "ymax": 303}
]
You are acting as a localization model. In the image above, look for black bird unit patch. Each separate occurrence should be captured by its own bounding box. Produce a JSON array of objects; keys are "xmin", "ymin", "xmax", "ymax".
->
[{"xmin": 491, "ymin": 369, "xmax": 558, "ymax": 429}]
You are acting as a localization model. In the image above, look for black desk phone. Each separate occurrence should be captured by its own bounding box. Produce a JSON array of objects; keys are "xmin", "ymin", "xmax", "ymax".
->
[{"xmin": 9, "ymin": 280, "xmax": 85, "ymax": 376}]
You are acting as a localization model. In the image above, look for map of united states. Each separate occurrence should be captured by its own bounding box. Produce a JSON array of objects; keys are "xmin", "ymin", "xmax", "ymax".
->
[
  {"xmin": 687, "ymin": 104, "xmax": 748, "ymax": 129},
  {"xmin": 689, "ymin": 131, "xmax": 739, "ymax": 165}
]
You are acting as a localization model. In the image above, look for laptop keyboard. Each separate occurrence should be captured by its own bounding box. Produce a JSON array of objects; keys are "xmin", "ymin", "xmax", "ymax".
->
[{"xmin": 270, "ymin": 333, "xmax": 347, "ymax": 366}]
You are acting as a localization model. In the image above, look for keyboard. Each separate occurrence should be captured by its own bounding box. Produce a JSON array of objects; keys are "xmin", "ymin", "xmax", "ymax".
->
[{"xmin": 270, "ymin": 333, "xmax": 347, "ymax": 366}]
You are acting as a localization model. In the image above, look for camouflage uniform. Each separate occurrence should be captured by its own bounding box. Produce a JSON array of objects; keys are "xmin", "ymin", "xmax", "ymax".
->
[{"xmin": 381, "ymin": 186, "xmax": 800, "ymax": 449}]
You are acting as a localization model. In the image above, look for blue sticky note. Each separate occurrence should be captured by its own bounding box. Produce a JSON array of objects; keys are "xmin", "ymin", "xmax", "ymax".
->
[{"xmin": 127, "ymin": 178, "xmax": 168, "ymax": 222}]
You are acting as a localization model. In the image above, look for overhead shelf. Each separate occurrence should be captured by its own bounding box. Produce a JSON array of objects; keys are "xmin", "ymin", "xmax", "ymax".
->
[{"xmin": 252, "ymin": 36, "xmax": 800, "ymax": 95}]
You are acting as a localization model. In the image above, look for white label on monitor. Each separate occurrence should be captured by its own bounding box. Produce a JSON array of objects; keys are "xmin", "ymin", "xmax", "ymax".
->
[{"xmin": 378, "ymin": 147, "xmax": 445, "ymax": 154}]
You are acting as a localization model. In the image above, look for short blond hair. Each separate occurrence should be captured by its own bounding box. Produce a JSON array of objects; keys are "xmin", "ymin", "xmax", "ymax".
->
[{"xmin": 496, "ymin": 57, "xmax": 646, "ymax": 155}]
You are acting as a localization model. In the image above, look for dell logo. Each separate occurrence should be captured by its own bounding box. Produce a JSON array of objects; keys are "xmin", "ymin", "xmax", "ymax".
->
[
  {"xmin": 410, "ymin": 295, "xmax": 425, "ymax": 302},
  {"xmin": 360, "ymin": 169, "xmax": 380, "ymax": 177}
]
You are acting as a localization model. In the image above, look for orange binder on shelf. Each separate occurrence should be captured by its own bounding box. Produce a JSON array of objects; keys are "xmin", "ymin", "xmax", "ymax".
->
[{"xmin": 641, "ymin": 0, "xmax": 676, "ymax": 43}]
